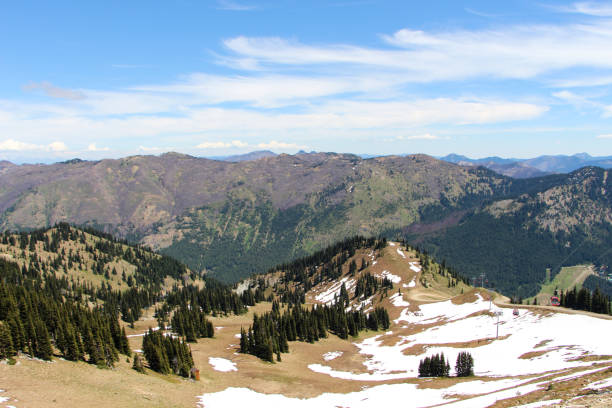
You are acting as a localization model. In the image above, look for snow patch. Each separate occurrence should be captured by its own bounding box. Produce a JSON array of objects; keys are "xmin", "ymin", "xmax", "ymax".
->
[
  {"xmin": 510, "ymin": 400, "xmax": 563, "ymax": 408},
  {"xmin": 584, "ymin": 376, "xmax": 612, "ymax": 390},
  {"xmin": 335, "ymin": 295, "xmax": 612, "ymax": 380},
  {"xmin": 390, "ymin": 293, "xmax": 410, "ymax": 307},
  {"xmin": 127, "ymin": 326, "xmax": 160, "ymax": 338},
  {"xmin": 403, "ymin": 278, "xmax": 416, "ymax": 288},
  {"xmin": 315, "ymin": 277, "xmax": 356, "ymax": 305},
  {"xmin": 376, "ymin": 270, "xmax": 401, "ymax": 284},
  {"xmin": 197, "ymin": 377, "xmax": 541, "ymax": 408},
  {"xmin": 208, "ymin": 357, "xmax": 238, "ymax": 372},
  {"xmin": 323, "ymin": 351, "xmax": 343, "ymax": 361},
  {"xmin": 396, "ymin": 248, "xmax": 406, "ymax": 258},
  {"xmin": 409, "ymin": 262, "xmax": 421, "ymax": 273}
]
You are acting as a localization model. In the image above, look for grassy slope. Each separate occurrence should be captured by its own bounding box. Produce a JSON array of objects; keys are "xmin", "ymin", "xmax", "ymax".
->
[{"xmin": 528, "ymin": 265, "xmax": 594, "ymax": 304}]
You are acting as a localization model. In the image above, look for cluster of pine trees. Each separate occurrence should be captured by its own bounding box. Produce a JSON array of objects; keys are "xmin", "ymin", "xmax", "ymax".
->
[
  {"xmin": 418, "ymin": 351, "xmax": 475, "ymax": 377},
  {"xmin": 559, "ymin": 286, "xmax": 611, "ymax": 315},
  {"xmin": 142, "ymin": 328, "xmax": 194, "ymax": 377},
  {"xmin": 354, "ymin": 273, "xmax": 393, "ymax": 299},
  {"xmin": 270, "ymin": 236, "xmax": 386, "ymax": 286},
  {"xmin": 170, "ymin": 306, "xmax": 214, "ymax": 342},
  {"xmin": 418, "ymin": 353, "xmax": 450, "ymax": 377},
  {"xmin": 0, "ymin": 257, "xmax": 130, "ymax": 366},
  {"xmin": 240, "ymin": 301, "xmax": 390, "ymax": 362},
  {"xmin": 164, "ymin": 283, "xmax": 251, "ymax": 317},
  {"xmin": 455, "ymin": 351, "xmax": 475, "ymax": 377}
]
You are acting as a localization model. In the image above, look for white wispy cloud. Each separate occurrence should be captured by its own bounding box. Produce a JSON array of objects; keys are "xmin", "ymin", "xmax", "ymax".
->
[
  {"xmin": 256, "ymin": 141, "xmax": 307, "ymax": 150},
  {"xmin": 9, "ymin": 12, "xmax": 612, "ymax": 159},
  {"xmin": 596, "ymin": 133, "xmax": 612, "ymax": 138},
  {"xmin": 221, "ymin": 20, "xmax": 612, "ymax": 83},
  {"xmin": 23, "ymin": 81, "xmax": 85, "ymax": 100},
  {"xmin": 87, "ymin": 143, "xmax": 110, "ymax": 152},
  {"xmin": 196, "ymin": 140, "xmax": 248, "ymax": 149},
  {"xmin": 562, "ymin": 2, "xmax": 612, "ymax": 16},
  {"xmin": 216, "ymin": 0, "xmax": 256, "ymax": 11},
  {"xmin": 0, "ymin": 139, "xmax": 68, "ymax": 152},
  {"xmin": 395, "ymin": 133, "xmax": 441, "ymax": 140}
]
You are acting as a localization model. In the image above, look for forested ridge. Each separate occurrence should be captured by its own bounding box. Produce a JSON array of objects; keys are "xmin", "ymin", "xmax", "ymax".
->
[{"xmin": 0, "ymin": 223, "xmax": 260, "ymax": 377}]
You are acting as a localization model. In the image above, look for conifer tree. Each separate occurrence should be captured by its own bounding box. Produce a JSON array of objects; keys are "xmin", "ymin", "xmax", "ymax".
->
[{"xmin": 455, "ymin": 351, "xmax": 474, "ymax": 377}]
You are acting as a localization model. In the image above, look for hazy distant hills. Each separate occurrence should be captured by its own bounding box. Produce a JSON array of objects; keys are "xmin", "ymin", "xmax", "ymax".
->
[
  {"xmin": 0, "ymin": 151, "xmax": 611, "ymax": 295},
  {"xmin": 440, "ymin": 152, "xmax": 612, "ymax": 178},
  {"xmin": 207, "ymin": 150, "xmax": 278, "ymax": 162}
]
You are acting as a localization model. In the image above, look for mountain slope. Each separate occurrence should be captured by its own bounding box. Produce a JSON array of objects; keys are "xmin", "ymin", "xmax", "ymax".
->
[
  {"xmin": 1, "ymin": 152, "xmax": 611, "ymax": 295},
  {"xmin": 410, "ymin": 167, "xmax": 612, "ymax": 297},
  {"xmin": 0, "ymin": 152, "xmax": 549, "ymax": 282}
]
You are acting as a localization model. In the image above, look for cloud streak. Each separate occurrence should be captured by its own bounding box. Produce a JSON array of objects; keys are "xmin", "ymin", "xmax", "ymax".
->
[
  {"xmin": 216, "ymin": 0, "xmax": 256, "ymax": 11},
  {"xmin": 23, "ymin": 81, "xmax": 86, "ymax": 100}
]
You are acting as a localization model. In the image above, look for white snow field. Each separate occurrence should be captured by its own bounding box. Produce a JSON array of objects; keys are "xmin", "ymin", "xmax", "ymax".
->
[
  {"xmin": 315, "ymin": 294, "xmax": 612, "ymax": 379},
  {"xmin": 197, "ymin": 377, "xmax": 549, "ymax": 408},
  {"xmin": 208, "ymin": 357, "xmax": 238, "ymax": 372},
  {"xmin": 197, "ymin": 294, "xmax": 612, "ymax": 407}
]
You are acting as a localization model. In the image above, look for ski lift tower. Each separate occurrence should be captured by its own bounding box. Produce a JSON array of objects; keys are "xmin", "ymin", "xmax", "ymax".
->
[{"xmin": 495, "ymin": 310, "xmax": 503, "ymax": 339}]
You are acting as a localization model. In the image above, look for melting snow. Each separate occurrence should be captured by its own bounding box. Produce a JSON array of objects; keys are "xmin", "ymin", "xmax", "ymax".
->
[
  {"xmin": 376, "ymin": 270, "xmax": 401, "ymax": 284},
  {"xmin": 323, "ymin": 351, "xmax": 343, "ymax": 361},
  {"xmin": 403, "ymin": 278, "xmax": 416, "ymax": 288},
  {"xmin": 409, "ymin": 262, "xmax": 421, "ymax": 273},
  {"xmin": 396, "ymin": 248, "xmax": 406, "ymax": 258},
  {"xmin": 510, "ymin": 400, "xmax": 563, "ymax": 408},
  {"xmin": 584, "ymin": 376, "xmax": 612, "ymax": 390},
  {"xmin": 315, "ymin": 277, "xmax": 356, "ymax": 305},
  {"xmin": 208, "ymin": 357, "xmax": 238, "ymax": 372},
  {"xmin": 319, "ymin": 295, "xmax": 612, "ymax": 379},
  {"xmin": 390, "ymin": 293, "xmax": 410, "ymax": 307},
  {"xmin": 197, "ymin": 377, "xmax": 543, "ymax": 408},
  {"xmin": 127, "ymin": 326, "xmax": 160, "ymax": 338}
]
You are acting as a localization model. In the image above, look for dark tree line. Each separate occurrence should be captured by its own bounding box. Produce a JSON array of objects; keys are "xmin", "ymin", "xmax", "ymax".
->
[
  {"xmin": 0, "ymin": 257, "xmax": 130, "ymax": 366},
  {"xmin": 559, "ymin": 286, "xmax": 611, "ymax": 315},
  {"xmin": 270, "ymin": 236, "xmax": 386, "ymax": 286},
  {"xmin": 142, "ymin": 328, "xmax": 194, "ymax": 377},
  {"xmin": 240, "ymin": 300, "xmax": 390, "ymax": 362},
  {"xmin": 170, "ymin": 306, "xmax": 214, "ymax": 342},
  {"xmin": 354, "ymin": 273, "xmax": 393, "ymax": 299},
  {"xmin": 418, "ymin": 353, "xmax": 450, "ymax": 377},
  {"xmin": 418, "ymin": 351, "xmax": 475, "ymax": 377}
]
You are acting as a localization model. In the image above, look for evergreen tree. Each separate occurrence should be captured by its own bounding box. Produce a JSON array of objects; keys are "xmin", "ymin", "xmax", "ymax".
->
[{"xmin": 455, "ymin": 351, "xmax": 474, "ymax": 377}]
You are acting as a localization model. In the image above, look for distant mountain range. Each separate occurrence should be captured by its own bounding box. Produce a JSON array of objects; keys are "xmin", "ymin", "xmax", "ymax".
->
[
  {"xmin": 439, "ymin": 152, "xmax": 612, "ymax": 178},
  {"xmin": 206, "ymin": 151, "xmax": 612, "ymax": 179},
  {"xmin": 1, "ymin": 151, "xmax": 611, "ymax": 298}
]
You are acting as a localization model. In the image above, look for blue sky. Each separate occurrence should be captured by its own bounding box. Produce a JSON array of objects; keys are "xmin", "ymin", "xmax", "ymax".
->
[{"xmin": 1, "ymin": 0, "xmax": 612, "ymax": 163}]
